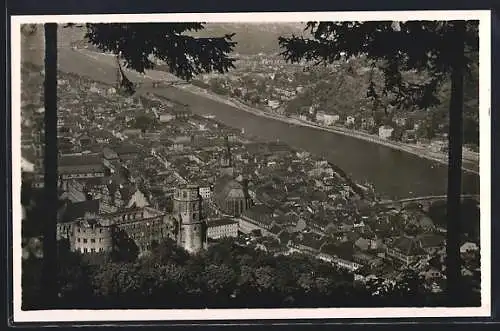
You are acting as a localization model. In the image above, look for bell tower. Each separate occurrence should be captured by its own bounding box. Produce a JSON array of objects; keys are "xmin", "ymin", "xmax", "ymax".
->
[
  {"xmin": 173, "ymin": 184, "xmax": 206, "ymax": 254},
  {"xmin": 220, "ymin": 136, "xmax": 234, "ymax": 177}
]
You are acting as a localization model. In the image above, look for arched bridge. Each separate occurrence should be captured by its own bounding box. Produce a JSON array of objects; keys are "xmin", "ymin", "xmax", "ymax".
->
[{"xmin": 379, "ymin": 194, "xmax": 480, "ymax": 207}]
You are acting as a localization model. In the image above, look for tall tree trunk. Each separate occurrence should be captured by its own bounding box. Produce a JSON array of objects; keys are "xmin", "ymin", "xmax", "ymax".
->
[
  {"xmin": 446, "ymin": 21, "xmax": 466, "ymax": 305},
  {"xmin": 42, "ymin": 23, "xmax": 58, "ymax": 308}
]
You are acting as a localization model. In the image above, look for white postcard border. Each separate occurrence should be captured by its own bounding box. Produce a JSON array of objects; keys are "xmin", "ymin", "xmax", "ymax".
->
[{"xmin": 11, "ymin": 10, "xmax": 492, "ymax": 322}]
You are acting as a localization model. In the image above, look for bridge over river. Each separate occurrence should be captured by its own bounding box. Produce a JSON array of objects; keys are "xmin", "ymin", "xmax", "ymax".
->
[{"xmin": 378, "ymin": 194, "xmax": 480, "ymax": 208}]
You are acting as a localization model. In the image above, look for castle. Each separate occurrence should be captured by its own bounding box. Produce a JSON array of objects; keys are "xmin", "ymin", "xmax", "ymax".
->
[
  {"xmin": 54, "ymin": 138, "xmax": 255, "ymax": 257},
  {"xmin": 57, "ymin": 182, "xmax": 208, "ymax": 256}
]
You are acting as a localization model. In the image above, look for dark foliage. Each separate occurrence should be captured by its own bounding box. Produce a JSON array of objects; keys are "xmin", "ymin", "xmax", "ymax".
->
[
  {"xmin": 428, "ymin": 198, "xmax": 480, "ymax": 240},
  {"xmin": 67, "ymin": 23, "xmax": 237, "ymax": 81},
  {"xmin": 279, "ymin": 19, "xmax": 479, "ymax": 303},
  {"xmin": 279, "ymin": 21, "xmax": 478, "ymax": 111},
  {"xmin": 110, "ymin": 228, "xmax": 140, "ymax": 263},
  {"xmin": 22, "ymin": 257, "xmax": 44, "ymax": 310},
  {"xmin": 22, "ymin": 237, "xmax": 480, "ymax": 309}
]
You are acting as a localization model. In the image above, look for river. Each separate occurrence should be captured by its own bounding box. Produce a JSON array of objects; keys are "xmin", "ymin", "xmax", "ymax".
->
[
  {"xmin": 21, "ymin": 44, "xmax": 480, "ymax": 200},
  {"xmin": 144, "ymin": 85, "xmax": 480, "ymax": 199}
]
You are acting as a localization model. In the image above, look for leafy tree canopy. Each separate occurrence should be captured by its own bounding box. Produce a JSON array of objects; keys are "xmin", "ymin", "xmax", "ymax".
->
[
  {"xmin": 67, "ymin": 23, "xmax": 237, "ymax": 81},
  {"xmin": 279, "ymin": 21, "xmax": 478, "ymax": 110}
]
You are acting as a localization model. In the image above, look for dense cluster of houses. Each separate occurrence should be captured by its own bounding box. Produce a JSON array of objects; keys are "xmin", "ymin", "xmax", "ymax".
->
[{"xmin": 20, "ymin": 63, "xmax": 480, "ymax": 292}]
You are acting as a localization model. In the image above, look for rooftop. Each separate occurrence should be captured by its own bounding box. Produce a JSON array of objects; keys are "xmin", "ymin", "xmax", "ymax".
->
[
  {"xmin": 417, "ymin": 233, "xmax": 445, "ymax": 249},
  {"xmin": 241, "ymin": 204, "xmax": 274, "ymax": 225},
  {"xmin": 113, "ymin": 144, "xmax": 140, "ymax": 155},
  {"xmin": 208, "ymin": 218, "xmax": 238, "ymax": 227},
  {"xmin": 58, "ymin": 199, "xmax": 100, "ymax": 223},
  {"xmin": 391, "ymin": 236, "xmax": 428, "ymax": 257},
  {"xmin": 214, "ymin": 175, "xmax": 249, "ymax": 201},
  {"xmin": 59, "ymin": 153, "xmax": 102, "ymax": 167}
]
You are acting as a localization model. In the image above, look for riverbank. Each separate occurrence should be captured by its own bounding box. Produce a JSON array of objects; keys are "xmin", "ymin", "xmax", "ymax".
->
[
  {"xmin": 176, "ymin": 83, "xmax": 480, "ymax": 175},
  {"xmin": 73, "ymin": 48, "xmax": 479, "ymax": 175}
]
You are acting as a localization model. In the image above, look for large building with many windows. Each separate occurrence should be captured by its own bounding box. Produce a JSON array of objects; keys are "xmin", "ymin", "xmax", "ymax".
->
[
  {"xmin": 207, "ymin": 218, "xmax": 239, "ymax": 240},
  {"xmin": 71, "ymin": 219, "xmax": 114, "ymax": 254},
  {"xmin": 59, "ymin": 153, "xmax": 107, "ymax": 181}
]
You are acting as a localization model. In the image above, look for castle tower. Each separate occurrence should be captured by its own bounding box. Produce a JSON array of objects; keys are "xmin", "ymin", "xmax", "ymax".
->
[{"xmin": 173, "ymin": 185, "xmax": 206, "ymax": 254}]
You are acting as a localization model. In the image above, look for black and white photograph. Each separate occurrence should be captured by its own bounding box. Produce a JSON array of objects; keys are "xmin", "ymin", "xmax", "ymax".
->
[{"xmin": 12, "ymin": 11, "xmax": 491, "ymax": 322}]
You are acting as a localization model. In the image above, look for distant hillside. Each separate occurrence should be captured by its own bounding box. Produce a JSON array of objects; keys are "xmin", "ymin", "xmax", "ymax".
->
[
  {"xmin": 49, "ymin": 23, "xmax": 309, "ymax": 55},
  {"xmin": 193, "ymin": 23, "xmax": 309, "ymax": 55}
]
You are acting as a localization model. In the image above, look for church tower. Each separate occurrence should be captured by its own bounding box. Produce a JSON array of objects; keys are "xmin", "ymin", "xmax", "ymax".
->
[
  {"xmin": 173, "ymin": 184, "xmax": 206, "ymax": 254},
  {"xmin": 219, "ymin": 136, "xmax": 234, "ymax": 177}
]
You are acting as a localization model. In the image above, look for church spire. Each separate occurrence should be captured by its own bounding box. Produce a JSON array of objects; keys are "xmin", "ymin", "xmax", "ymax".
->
[
  {"xmin": 224, "ymin": 136, "xmax": 232, "ymax": 167},
  {"xmin": 220, "ymin": 136, "xmax": 234, "ymax": 177}
]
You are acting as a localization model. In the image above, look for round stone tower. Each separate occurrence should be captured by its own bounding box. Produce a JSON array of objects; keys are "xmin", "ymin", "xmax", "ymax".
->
[{"xmin": 173, "ymin": 184, "xmax": 206, "ymax": 254}]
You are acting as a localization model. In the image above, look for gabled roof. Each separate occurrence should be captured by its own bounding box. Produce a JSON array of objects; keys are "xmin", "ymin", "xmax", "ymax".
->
[
  {"xmin": 417, "ymin": 233, "xmax": 445, "ymax": 249},
  {"xmin": 241, "ymin": 204, "xmax": 274, "ymax": 225},
  {"xmin": 92, "ymin": 129, "xmax": 114, "ymax": 139},
  {"xmin": 113, "ymin": 144, "xmax": 140, "ymax": 155},
  {"xmin": 346, "ymin": 231, "xmax": 362, "ymax": 242},
  {"xmin": 58, "ymin": 199, "xmax": 100, "ymax": 223},
  {"xmin": 62, "ymin": 183, "xmax": 87, "ymax": 203},
  {"xmin": 214, "ymin": 175, "xmax": 249, "ymax": 202},
  {"xmin": 83, "ymin": 177, "xmax": 107, "ymax": 188},
  {"xmin": 321, "ymin": 241, "xmax": 354, "ymax": 260},
  {"xmin": 21, "ymin": 156, "xmax": 35, "ymax": 173},
  {"xmin": 418, "ymin": 215, "xmax": 435, "ymax": 228},
  {"xmin": 391, "ymin": 236, "xmax": 427, "ymax": 257},
  {"xmin": 119, "ymin": 184, "xmax": 137, "ymax": 203},
  {"xmin": 78, "ymin": 134, "xmax": 92, "ymax": 141},
  {"xmin": 355, "ymin": 237, "xmax": 371, "ymax": 249},
  {"xmin": 59, "ymin": 153, "xmax": 105, "ymax": 174},
  {"xmin": 59, "ymin": 153, "xmax": 102, "ymax": 167},
  {"xmin": 353, "ymin": 252, "xmax": 378, "ymax": 263},
  {"xmin": 102, "ymin": 147, "xmax": 119, "ymax": 160},
  {"xmin": 21, "ymin": 149, "xmax": 38, "ymax": 165},
  {"xmin": 297, "ymin": 232, "xmax": 324, "ymax": 251},
  {"xmin": 208, "ymin": 218, "xmax": 238, "ymax": 228}
]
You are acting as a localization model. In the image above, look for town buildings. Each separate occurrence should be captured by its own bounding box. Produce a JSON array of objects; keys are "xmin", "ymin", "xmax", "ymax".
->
[
  {"xmin": 20, "ymin": 63, "xmax": 479, "ymax": 293},
  {"xmin": 207, "ymin": 218, "xmax": 239, "ymax": 240},
  {"xmin": 385, "ymin": 235, "xmax": 429, "ymax": 265},
  {"xmin": 59, "ymin": 153, "xmax": 107, "ymax": 181},
  {"xmin": 378, "ymin": 125, "xmax": 394, "ymax": 140},
  {"xmin": 316, "ymin": 111, "xmax": 340, "ymax": 126},
  {"xmin": 345, "ymin": 116, "xmax": 356, "ymax": 126}
]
